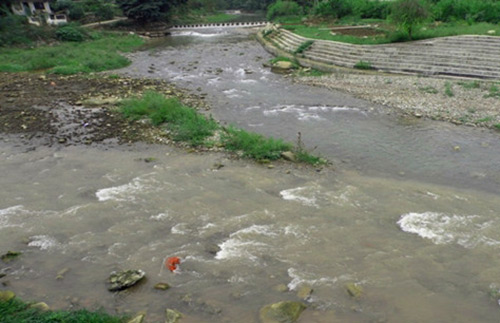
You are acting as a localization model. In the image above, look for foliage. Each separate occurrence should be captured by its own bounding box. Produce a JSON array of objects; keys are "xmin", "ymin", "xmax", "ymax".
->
[
  {"xmin": 419, "ymin": 86, "xmax": 439, "ymax": 94},
  {"xmin": 0, "ymin": 33, "xmax": 143, "ymax": 73},
  {"xmin": 0, "ymin": 14, "xmax": 56, "ymax": 47},
  {"xmin": 267, "ymin": 0, "xmax": 303, "ymax": 21},
  {"xmin": 390, "ymin": 0, "xmax": 429, "ymax": 39},
  {"xmin": 433, "ymin": 0, "xmax": 500, "ymax": 24},
  {"xmin": 458, "ymin": 80, "xmax": 480, "ymax": 89},
  {"xmin": 313, "ymin": 0, "xmax": 389, "ymax": 20},
  {"xmin": 120, "ymin": 91, "xmax": 219, "ymax": 145},
  {"xmin": 354, "ymin": 60, "xmax": 373, "ymax": 69},
  {"xmin": 56, "ymin": 23, "xmax": 87, "ymax": 42},
  {"xmin": 116, "ymin": 0, "xmax": 187, "ymax": 23},
  {"xmin": 444, "ymin": 81, "xmax": 454, "ymax": 97},
  {"xmin": 0, "ymin": 297, "xmax": 124, "ymax": 323},
  {"xmin": 222, "ymin": 126, "xmax": 293, "ymax": 160},
  {"xmin": 293, "ymin": 40, "xmax": 314, "ymax": 54}
]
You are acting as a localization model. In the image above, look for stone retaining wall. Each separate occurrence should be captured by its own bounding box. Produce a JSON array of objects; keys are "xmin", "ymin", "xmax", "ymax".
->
[{"xmin": 258, "ymin": 26, "xmax": 500, "ymax": 79}]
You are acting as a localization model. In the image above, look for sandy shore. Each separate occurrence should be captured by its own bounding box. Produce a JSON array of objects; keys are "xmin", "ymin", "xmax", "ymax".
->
[{"xmin": 297, "ymin": 72, "xmax": 500, "ymax": 129}]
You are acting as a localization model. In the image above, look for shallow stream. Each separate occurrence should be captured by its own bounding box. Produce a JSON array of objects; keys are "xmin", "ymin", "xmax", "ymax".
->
[{"xmin": 1, "ymin": 27, "xmax": 500, "ymax": 322}]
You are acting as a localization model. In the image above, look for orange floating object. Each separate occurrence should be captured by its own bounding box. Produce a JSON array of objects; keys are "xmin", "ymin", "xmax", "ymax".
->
[{"xmin": 165, "ymin": 256, "xmax": 181, "ymax": 272}]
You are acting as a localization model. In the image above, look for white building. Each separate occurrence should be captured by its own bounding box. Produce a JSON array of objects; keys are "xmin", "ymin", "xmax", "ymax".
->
[{"xmin": 10, "ymin": 0, "xmax": 67, "ymax": 26}]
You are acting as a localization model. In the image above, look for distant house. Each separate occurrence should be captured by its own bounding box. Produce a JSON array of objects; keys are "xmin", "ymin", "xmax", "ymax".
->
[{"xmin": 10, "ymin": 0, "xmax": 67, "ymax": 26}]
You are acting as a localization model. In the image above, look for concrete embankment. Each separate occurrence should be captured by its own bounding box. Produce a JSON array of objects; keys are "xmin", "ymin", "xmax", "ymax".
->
[{"xmin": 257, "ymin": 26, "xmax": 500, "ymax": 80}]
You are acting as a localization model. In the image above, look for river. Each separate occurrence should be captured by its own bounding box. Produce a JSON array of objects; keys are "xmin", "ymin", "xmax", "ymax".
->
[{"xmin": 1, "ymin": 27, "xmax": 500, "ymax": 322}]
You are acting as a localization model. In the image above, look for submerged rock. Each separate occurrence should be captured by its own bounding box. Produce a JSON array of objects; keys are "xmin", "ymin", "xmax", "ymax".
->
[
  {"xmin": 154, "ymin": 282, "xmax": 170, "ymax": 291},
  {"xmin": 108, "ymin": 269, "xmax": 146, "ymax": 292},
  {"xmin": 0, "ymin": 290, "xmax": 15, "ymax": 302},
  {"xmin": 165, "ymin": 308, "xmax": 182, "ymax": 323},
  {"xmin": 296, "ymin": 285, "xmax": 313, "ymax": 300},
  {"xmin": 1, "ymin": 251, "xmax": 21, "ymax": 263},
  {"xmin": 127, "ymin": 312, "xmax": 146, "ymax": 323},
  {"xmin": 345, "ymin": 282, "xmax": 363, "ymax": 299},
  {"xmin": 259, "ymin": 301, "xmax": 306, "ymax": 323}
]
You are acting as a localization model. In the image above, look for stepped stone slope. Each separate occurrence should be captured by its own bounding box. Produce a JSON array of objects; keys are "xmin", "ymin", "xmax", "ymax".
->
[{"xmin": 264, "ymin": 27, "xmax": 500, "ymax": 79}]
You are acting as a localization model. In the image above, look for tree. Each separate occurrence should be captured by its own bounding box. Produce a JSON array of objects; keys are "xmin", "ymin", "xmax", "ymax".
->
[
  {"xmin": 391, "ymin": 0, "xmax": 429, "ymax": 40},
  {"xmin": 116, "ymin": 0, "xmax": 187, "ymax": 23}
]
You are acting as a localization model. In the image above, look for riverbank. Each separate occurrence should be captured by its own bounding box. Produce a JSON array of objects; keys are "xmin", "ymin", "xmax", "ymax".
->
[{"xmin": 296, "ymin": 72, "xmax": 500, "ymax": 130}]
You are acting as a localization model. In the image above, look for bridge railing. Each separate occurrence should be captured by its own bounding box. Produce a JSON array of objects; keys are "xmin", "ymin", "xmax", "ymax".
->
[{"xmin": 169, "ymin": 21, "xmax": 268, "ymax": 30}]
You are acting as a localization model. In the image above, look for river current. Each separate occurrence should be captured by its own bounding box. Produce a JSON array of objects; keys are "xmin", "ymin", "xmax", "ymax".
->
[{"xmin": 1, "ymin": 28, "xmax": 500, "ymax": 322}]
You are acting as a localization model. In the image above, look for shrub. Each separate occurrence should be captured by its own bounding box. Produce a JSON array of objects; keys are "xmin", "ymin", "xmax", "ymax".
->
[
  {"xmin": 314, "ymin": 0, "xmax": 353, "ymax": 18},
  {"xmin": 294, "ymin": 40, "xmax": 314, "ymax": 54},
  {"xmin": 56, "ymin": 24, "xmax": 87, "ymax": 42},
  {"xmin": 267, "ymin": 0, "xmax": 304, "ymax": 21},
  {"xmin": 354, "ymin": 60, "xmax": 373, "ymax": 69},
  {"xmin": 390, "ymin": 0, "xmax": 430, "ymax": 39}
]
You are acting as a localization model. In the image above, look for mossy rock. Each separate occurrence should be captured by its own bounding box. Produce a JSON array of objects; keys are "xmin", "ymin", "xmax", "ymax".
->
[
  {"xmin": 0, "ymin": 290, "xmax": 15, "ymax": 302},
  {"xmin": 259, "ymin": 301, "xmax": 306, "ymax": 323},
  {"xmin": 108, "ymin": 269, "xmax": 145, "ymax": 291},
  {"xmin": 165, "ymin": 308, "xmax": 182, "ymax": 323}
]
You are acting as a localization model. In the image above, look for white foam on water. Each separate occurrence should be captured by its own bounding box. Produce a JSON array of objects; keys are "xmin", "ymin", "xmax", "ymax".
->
[
  {"xmin": 280, "ymin": 186, "xmax": 319, "ymax": 208},
  {"xmin": 398, "ymin": 212, "xmax": 500, "ymax": 248},
  {"xmin": 28, "ymin": 235, "xmax": 60, "ymax": 250},
  {"xmin": 238, "ymin": 79, "xmax": 258, "ymax": 84},
  {"xmin": 150, "ymin": 212, "xmax": 170, "ymax": 221},
  {"xmin": 215, "ymin": 224, "xmax": 276, "ymax": 261},
  {"xmin": 0, "ymin": 205, "xmax": 27, "ymax": 228},
  {"xmin": 244, "ymin": 105, "xmax": 261, "ymax": 112},
  {"xmin": 96, "ymin": 174, "xmax": 157, "ymax": 202},
  {"xmin": 222, "ymin": 88, "xmax": 241, "ymax": 98},
  {"xmin": 234, "ymin": 68, "xmax": 246, "ymax": 77},
  {"xmin": 287, "ymin": 267, "xmax": 339, "ymax": 291},
  {"xmin": 171, "ymin": 223, "xmax": 189, "ymax": 235},
  {"xmin": 263, "ymin": 105, "xmax": 323, "ymax": 121},
  {"xmin": 308, "ymin": 106, "xmax": 360, "ymax": 113},
  {"xmin": 172, "ymin": 31, "xmax": 228, "ymax": 37}
]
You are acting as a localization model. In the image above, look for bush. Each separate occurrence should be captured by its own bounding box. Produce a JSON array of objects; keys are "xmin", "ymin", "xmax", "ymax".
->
[
  {"xmin": 267, "ymin": 0, "xmax": 304, "ymax": 21},
  {"xmin": 68, "ymin": 3, "xmax": 86, "ymax": 20},
  {"xmin": 391, "ymin": 0, "xmax": 430, "ymax": 39},
  {"xmin": 0, "ymin": 14, "xmax": 54, "ymax": 47},
  {"xmin": 56, "ymin": 24, "xmax": 87, "ymax": 42},
  {"xmin": 314, "ymin": 0, "xmax": 353, "ymax": 18}
]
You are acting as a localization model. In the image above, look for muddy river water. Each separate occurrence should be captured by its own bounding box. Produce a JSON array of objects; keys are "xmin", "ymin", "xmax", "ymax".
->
[{"xmin": 1, "ymin": 28, "xmax": 500, "ymax": 322}]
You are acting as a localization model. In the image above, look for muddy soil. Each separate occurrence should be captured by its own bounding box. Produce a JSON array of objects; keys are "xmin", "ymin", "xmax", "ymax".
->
[{"xmin": 0, "ymin": 72, "xmax": 208, "ymax": 148}]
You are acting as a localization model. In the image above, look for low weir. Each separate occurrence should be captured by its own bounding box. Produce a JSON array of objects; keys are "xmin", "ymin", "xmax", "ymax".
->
[{"xmin": 169, "ymin": 21, "xmax": 267, "ymax": 30}]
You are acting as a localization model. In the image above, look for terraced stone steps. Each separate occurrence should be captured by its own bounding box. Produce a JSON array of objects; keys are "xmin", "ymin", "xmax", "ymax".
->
[{"xmin": 265, "ymin": 28, "xmax": 500, "ymax": 79}]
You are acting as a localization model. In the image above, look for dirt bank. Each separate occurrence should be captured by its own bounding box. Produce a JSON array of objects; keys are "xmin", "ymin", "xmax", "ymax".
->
[{"xmin": 0, "ymin": 72, "xmax": 208, "ymax": 148}]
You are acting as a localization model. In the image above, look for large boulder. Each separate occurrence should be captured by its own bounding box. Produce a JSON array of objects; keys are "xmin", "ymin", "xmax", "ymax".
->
[
  {"xmin": 259, "ymin": 301, "xmax": 306, "ymax": 323},
  {"xmin": 271, "ymin": 61, "xmax": 295, "ymax": 74},
  {"xmin": 108, "ymin": 269, "xmax": 145, "ymax": 292}
]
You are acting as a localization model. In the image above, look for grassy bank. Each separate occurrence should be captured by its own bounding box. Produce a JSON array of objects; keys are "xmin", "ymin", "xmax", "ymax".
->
[
  {"xmin": 0, "ymin": 32, "xmax": 143, "ymax": 75},
  {"xmin": 282, "ymin": 20, "xmax": 500, "ymax": 45},
  {"xmin": 120, "ymin": 92, "xmax": 325, "ymax": 165},
  {"xmin": 0, "ymin": 295, "xmax": 124, "ymax": 323}
]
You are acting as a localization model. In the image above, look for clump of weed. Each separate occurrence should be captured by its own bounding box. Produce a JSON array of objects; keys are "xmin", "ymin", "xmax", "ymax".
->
[
  {"xmin": 221, "ymin": 126, "xmax": 292, "ymax": 160},
  {"xmin": 458, "ymin": 80, "xmax": 481, "ymax": 89},
  {"xmin": 120, "ymin": 91, "xmax": 218, "ymax": 146},
  {"xmin": 444, "ymin": 81, "xmax": 454, "ymax": 97},
  {"xmin": 419, "ymin": 86, "xmax": 438, "ymax": 94},
  {"xmin": 294, "ymin": 40, "xmax": 314, "ymax": 54},
  {"xmin": 354, "ymin": 60, "xmax": 374, "ymax": 70},
  {"xmin": 484, "ymin": 84, "xmax": 500, "ymax": 98}
]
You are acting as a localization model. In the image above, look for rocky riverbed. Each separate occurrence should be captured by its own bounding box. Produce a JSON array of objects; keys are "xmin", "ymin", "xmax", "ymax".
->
[{"xmin": 297, "ymin": 72, "xmax": 500, "ymax": 129}]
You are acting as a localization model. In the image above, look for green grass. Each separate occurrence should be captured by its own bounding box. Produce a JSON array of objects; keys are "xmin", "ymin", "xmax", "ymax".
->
[
  {"xmin": 444, "ymin": 81, "xmax": 454, "ymax": 97},
  {"xmin": 281, "ymin": 20, "xmax": 500, "ymax": 45},
  {"xmin": 294, "ymin": 40, "xmax": 314, "ymax": 54},
  {"xmin": 475, "ymin": 116, "xmax": 493, "ymax": 123},
  {"xmin": 222, "ymin": 126, "xmax": 293, "ymax": 160},
  {"xmin": 120, "ymin": 91, "xmax": 218, "ymax": 146},
  {"xmin": 485, "ymin": 85, "xmax": 500, "ymax": 98},
  {"xmin": 494, "ymin": 124, "xmax": 500, "ymax": 130},
  {"xmin": 204, "ymin": 13, "xmax": 238, "ymax": 23},
  {"xmin": 419, "ymin": 86, "xmax": 439, "ymax": 94},
  {"xmin": 0, "ymin": 32, "xmax": 143, "ymax": 74},
  {"xmin": 354, "ymin": 60, "xmax": 373, "ymax": 70},
  {"xmin": 458, "ymin": 80, "xmax": 481, "ymax": 89},
  {"xmin": 120, "ymin": 92, "xmax": 325, "ymax": 165},
  {"xmin": 0, "ymin": 297, "xmax": 124, "ymax": 323}
]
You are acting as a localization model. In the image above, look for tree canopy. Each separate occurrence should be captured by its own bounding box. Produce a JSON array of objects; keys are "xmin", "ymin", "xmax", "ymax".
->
[{"xmin": 116, "ymin": 0, "xmax": 187, "ymax": 23}]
